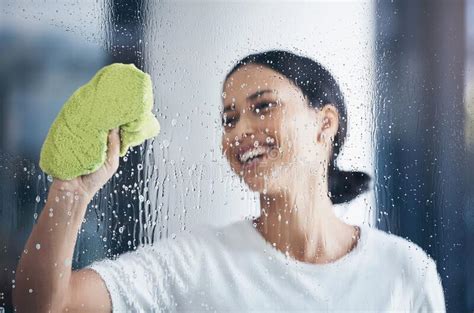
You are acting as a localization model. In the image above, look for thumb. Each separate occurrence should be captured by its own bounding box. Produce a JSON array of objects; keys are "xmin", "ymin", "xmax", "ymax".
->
[{"xmin": 105, "ymin": 128, "xmax": 120, "ymax": 171}]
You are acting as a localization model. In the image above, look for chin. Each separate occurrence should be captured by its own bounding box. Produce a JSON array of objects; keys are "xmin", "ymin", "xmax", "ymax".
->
[{"xmin": 230, "ymin": 153, "xmax": 285, "ymax": 193}]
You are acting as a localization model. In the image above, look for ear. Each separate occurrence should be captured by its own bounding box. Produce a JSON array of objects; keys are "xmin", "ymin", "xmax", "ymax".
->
[{"xmin": 316, "ymin": 104, "xmax": 339, "ymax": 145}]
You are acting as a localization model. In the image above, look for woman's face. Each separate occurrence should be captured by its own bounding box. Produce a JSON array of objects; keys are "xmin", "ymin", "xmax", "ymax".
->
[{"xmin": 221, "ymin": 64, "xmax": 337, "ymax": 193}]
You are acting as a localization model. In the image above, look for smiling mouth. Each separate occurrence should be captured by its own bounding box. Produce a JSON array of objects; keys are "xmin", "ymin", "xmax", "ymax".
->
[
  {"xmin": 237, "ymin": 145, "xmax": 275, "ymax": 168},
  {"xmin": 242, "ymin": 153, "xmax": 267, "ymax": 168}
]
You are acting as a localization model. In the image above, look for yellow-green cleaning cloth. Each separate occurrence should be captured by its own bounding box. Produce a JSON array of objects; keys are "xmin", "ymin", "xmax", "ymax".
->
[{"xmin": 39, "ymin": 63, "xmax": 160, "ymax": 180}]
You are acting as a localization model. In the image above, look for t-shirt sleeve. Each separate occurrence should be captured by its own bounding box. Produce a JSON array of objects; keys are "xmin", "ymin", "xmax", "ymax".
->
[
  {"xmin": 85, "ymin": 243, "xmax": 175, "ymax": 313},
  {"xmin": 413, "ymin": 258, "xmax": 446, "ymax": 313}
]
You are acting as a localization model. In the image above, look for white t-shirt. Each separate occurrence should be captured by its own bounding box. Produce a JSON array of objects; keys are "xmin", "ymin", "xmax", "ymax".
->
[{"xmin": 86, "ymin": 219, "xmax": 446, "ymax": 313}]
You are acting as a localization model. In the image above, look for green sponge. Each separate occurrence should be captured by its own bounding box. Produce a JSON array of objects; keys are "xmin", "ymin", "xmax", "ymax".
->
[{"xmin": 39, "ymin": 63, "xmax": 160, "ymax": 180}]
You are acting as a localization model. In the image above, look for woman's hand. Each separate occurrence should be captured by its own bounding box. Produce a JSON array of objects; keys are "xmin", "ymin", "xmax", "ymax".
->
[{"xmin": 49, "ymin": 128, "xmax": 121, "ymax": 203}]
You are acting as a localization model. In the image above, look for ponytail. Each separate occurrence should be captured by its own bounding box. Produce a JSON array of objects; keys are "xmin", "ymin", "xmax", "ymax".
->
[{"xmin": 327, "ymin": 160, "xmax": 371, "ymax": 204}]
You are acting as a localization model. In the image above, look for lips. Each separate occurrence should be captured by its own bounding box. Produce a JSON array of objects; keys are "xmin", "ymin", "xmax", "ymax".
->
[{"xmin": 235, "ymin": 143, "xmax": 275, "ymax": 166}]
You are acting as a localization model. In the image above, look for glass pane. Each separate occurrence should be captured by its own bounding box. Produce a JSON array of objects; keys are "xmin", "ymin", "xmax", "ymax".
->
[{"xmin": 1, "ymin": 1, "xmax": 471, "ymax": 312}]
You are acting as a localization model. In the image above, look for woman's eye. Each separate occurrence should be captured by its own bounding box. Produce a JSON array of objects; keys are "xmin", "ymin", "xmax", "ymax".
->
[
  {"xmin": 222, "ymin": 115, "xmax": 237, "ymax": 128},
  {"xmin": 254, "ymin": 102, "xmax": 272, "ymax": 113}
]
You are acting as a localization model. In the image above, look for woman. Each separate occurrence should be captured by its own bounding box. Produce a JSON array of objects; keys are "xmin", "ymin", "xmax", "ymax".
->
[{"xmin": 13, "ymin": 50, "xmax": 445, "ymax": 312}]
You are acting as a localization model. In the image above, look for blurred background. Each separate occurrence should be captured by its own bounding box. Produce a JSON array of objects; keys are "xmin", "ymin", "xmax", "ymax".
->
[{"xmin": 0, "ymin": 0, "xmax": 472, "ymax": 312}]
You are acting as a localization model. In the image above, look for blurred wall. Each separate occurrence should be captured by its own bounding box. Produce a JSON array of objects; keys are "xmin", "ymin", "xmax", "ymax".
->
[
  {"xmin": 464, "ymin": 1, "xmax": 474, "ymax": 309},
  {"xmin": 375, "ymin": 0, "xmax": 471, "ymax": 312}
]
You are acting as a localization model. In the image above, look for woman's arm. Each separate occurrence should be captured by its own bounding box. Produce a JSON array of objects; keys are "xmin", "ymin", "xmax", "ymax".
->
[{"xmin": 13, "ymin": 129, "xmax": 121, "ymax": 313}]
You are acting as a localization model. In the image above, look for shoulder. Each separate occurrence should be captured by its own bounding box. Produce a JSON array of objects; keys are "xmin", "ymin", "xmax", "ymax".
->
[
  {"xmin": 361, "ymin": 226, "xmax": 445, "ymax": 311},
  {"xmin": 363, "ymin": 225, "xmax": 438, "ymax": 283}
]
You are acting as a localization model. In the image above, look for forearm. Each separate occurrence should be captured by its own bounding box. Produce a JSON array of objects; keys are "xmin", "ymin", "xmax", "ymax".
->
[
  {"xmin": 13, "ymin": 185, "xmax": 92, "ymax": 312},
  {"xmin": 13, "ymin": 129, "xmax": 120, "ymax": 312}
]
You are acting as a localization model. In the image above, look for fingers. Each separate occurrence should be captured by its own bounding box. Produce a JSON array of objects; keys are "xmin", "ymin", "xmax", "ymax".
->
[{"xmin": 105, "ymin": 128, "xmax": 120, "ymax": 171}]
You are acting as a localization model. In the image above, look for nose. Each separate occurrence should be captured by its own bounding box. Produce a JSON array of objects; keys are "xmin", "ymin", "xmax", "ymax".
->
[{"xmin": 233, "ymin": 114, "xmax": 254, "ymax": 142}]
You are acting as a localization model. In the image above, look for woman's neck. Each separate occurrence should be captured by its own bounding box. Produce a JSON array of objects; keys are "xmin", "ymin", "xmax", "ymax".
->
[{"xmin": 253, "ymin": 177, "xmax": 360, "ymax": 264}]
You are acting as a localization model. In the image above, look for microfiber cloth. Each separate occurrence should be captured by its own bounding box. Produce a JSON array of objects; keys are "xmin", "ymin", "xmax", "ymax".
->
[{"xmin": 39, "ymin": 63, "xmax": 160, "ymax": 180}]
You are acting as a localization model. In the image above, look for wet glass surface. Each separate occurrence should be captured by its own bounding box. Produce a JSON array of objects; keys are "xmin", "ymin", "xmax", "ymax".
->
[{"xmin": 0, "ymin": 1, "xmax": 472, "ymax": 312}]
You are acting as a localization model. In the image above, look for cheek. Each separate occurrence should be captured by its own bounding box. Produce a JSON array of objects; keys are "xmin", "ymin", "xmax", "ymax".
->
[
  {"xmin": 278, "ymin": 117, "xmax": 314, "ymax": 163},
  {"xmin": 296, "ymin": 122, "xmax": 321, "ymax": 163},
  {"xmin": 262, "ymin": 113, "xmax": 284, "ymax": 143},
  {"xmin": 277, "ymin": 116, "xmax": 297, "ymax": 151},
  {"xmin": 221, "ymin": 134, "xmax": 241, "ymax": 170},
  {"xmin": 221, "ymin": 135, "xmax": 233, "ymax": 158}
]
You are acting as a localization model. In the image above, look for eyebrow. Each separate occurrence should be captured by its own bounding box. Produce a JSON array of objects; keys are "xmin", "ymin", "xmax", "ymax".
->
[{"xmin": 223, "ymin": 89, "xmax": 275, "ymax": 113}]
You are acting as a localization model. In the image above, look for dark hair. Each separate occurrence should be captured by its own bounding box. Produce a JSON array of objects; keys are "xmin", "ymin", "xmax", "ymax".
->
[{"xmin": 224, "ymin": 49, "xmax": 371, "ymax": 204}]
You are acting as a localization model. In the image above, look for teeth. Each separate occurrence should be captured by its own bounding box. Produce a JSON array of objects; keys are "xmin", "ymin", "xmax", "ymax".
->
[{"xmin": 239, "ymin": 146, "xmax": 270, "ymax": 163}]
